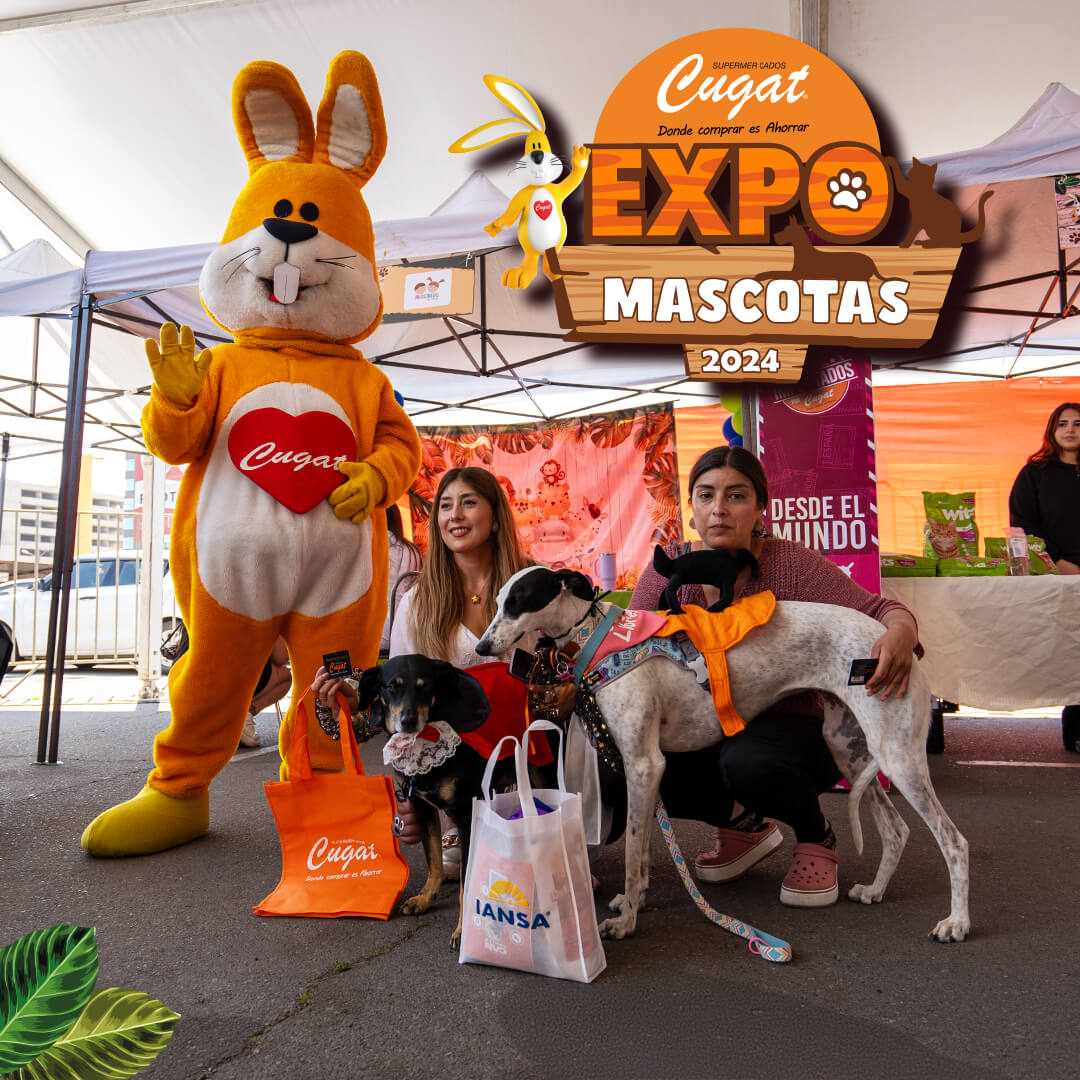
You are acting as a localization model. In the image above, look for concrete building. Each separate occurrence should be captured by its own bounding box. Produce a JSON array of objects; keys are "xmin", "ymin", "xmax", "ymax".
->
[{"xmin": 0, "ymin": 478, "xmax": 125, "ymax": 581}]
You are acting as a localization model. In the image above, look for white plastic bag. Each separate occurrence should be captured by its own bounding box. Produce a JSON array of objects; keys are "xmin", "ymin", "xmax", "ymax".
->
[
  {"xmin": 459, "ymin": 719, "xmax": 606, "ymax": 983},
  {"xmin": 564, "ymin": 713, "xmax": 604, "ymax": 845}
]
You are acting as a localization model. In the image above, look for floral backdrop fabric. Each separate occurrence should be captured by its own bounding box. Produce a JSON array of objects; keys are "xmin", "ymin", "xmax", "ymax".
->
[{"xmin": 409, "ymin": 404, "xmax": 681, "ymax": 590}]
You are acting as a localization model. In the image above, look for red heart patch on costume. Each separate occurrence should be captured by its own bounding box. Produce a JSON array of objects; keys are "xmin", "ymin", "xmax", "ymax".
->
[
  {"xmin": 534, "ymin": 199, "xmax": 553, "ymax": 221},
  {"xmin": 227, "ymin": 408, "xmax": 356, "ymax": 514}
]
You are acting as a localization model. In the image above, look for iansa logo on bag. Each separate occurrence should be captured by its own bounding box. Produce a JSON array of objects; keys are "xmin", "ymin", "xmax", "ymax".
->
[
  {"xmin": 474, "ymin": 873, "xmax": 551, "ymax": 930},
  {"xmin": 306, "ymin": 836, "xmax": 384, "ymax": 882}
]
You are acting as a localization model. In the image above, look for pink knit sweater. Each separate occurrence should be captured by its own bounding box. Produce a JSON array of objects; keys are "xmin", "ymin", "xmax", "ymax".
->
[{"xmin": 629, "ymin": 538, "xmax": 921, "ymax": 718}]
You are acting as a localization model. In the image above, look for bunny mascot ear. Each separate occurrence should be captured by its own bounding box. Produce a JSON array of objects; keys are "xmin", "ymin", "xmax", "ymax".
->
[
  {"xmin": 483, "ymin": 75, "xmax": 546, "ymax": 132},
  {"xmin": 447, "ymin": 74, "xmax": 546, "ymax": 153},
  {"xmin": 232, "ymin": 60, "xmax": 316, "ymax": 174},
  {"xmin": 313, "ymin": 51, "xmax": 387, "ymax": 187}
]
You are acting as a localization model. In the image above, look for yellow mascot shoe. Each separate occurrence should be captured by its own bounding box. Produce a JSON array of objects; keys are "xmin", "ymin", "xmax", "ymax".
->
[{"xmin": 81, "ymin": 784, "xmax": 210, "ymax": 856}]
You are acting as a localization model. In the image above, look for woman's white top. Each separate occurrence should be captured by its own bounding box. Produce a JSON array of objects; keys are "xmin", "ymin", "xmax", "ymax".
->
[{"xmin": 389, "ymin": 585, "xmax": 492, "ymax": 668}]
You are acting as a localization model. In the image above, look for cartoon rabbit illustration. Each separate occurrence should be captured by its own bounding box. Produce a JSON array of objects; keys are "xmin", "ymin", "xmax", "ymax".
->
[
  {"xmin": 81, "ymin": 53, "xmax": 421, "ymax": 857},
  {"xmin": 449, "ymin": 75, "xmax": 590, "ymax": 289}
]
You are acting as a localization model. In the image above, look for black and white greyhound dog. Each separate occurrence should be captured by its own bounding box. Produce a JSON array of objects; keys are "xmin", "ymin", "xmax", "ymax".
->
[{"xmin": 475, "ymin": 566, "xmax": 970, "ymax": 944}]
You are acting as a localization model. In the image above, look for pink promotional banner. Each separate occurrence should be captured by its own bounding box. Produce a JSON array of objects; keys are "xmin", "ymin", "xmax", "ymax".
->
[
  {"xmin": 756, "ymin": 350, "xmax": 880, "ymax": 593},
  {"xmin": 409, "ymin": 405, "xmax": 681, "ymax": 592}
]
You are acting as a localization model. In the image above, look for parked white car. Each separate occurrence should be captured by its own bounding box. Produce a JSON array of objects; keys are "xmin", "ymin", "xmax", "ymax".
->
[{"xmin": 0, "ymin": 552, "xmax": 179, "ymax": 667}]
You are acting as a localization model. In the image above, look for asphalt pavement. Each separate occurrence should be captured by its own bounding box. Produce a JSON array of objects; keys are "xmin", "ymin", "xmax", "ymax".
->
[{"xmin": 1, "ymin": 668, "xmax": 1078, "ymax": 1080}]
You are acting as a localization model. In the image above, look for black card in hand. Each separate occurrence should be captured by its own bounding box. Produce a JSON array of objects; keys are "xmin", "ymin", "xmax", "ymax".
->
[
  {"xmin": 322, "ymin": 650, "xmax": 352, "ymax": 678},
  {"xmin": 848, "ymin": 658, "xmax": 879, "ymax": 685}
]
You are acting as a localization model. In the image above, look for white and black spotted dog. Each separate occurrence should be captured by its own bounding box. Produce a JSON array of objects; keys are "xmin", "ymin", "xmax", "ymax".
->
[{"xmin": 475, "ymin": 565, "xmax": 970, "ymax": 944}]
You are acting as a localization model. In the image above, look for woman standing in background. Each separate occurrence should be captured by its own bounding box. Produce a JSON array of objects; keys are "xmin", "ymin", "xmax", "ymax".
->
[{"xmin": 1008, "ymin": 401, "xmax": 1080, "ymax": 751}]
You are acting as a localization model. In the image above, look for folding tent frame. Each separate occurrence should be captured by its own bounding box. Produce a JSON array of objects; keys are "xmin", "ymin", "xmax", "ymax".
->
[
  {"xmin": 876, "ymin": 241, "xmax": 1080, "ymax": 381},
  {"xmin": 5, "ymin": 237, "xmax": 727, "ymax": 765}
]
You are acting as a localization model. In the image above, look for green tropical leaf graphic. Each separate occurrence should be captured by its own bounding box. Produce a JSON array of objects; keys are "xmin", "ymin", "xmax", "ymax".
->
[
  {"xmin": 8, "ymin": 987, "xmax": 179, "ymax": 1080},
  {"xmin": 0, "ymin": 926, "xmax": 99, "ymax": 1073}
]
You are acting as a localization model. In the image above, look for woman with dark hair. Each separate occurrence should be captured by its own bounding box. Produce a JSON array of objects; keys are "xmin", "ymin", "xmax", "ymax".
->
[
  {"xmin": 1008, "ymin": 402, "xmax": 1080, "ymax": 749},
  {"xmin": 627, "ymin": 444, "xmax": 922, "ymax": 908}
]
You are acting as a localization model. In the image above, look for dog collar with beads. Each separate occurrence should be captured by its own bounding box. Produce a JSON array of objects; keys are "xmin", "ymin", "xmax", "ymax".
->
[{"xmin": 382, "ymin": 721, "xmax": 461, "ymax": 776}]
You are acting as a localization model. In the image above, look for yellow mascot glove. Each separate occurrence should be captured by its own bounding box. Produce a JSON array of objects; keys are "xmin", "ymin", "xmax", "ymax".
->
[
  {"xmin": 145, "ymin": 322, "xmax": 212, "ymax": 409},
  {"xmin": 329, "ymin": 461, "xmax": 387, "ymax": 523}
]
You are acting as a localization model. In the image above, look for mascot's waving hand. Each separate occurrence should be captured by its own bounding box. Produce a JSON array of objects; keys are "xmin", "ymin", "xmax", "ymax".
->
[{"xmin": 82, "ymin": 53, "xmax": 422, "ymax": 856}]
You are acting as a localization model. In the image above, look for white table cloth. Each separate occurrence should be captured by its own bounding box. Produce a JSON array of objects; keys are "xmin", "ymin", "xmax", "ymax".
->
[{"xmin": 881, "ymin": 576, "xmax": 1080, "ymax": 710}]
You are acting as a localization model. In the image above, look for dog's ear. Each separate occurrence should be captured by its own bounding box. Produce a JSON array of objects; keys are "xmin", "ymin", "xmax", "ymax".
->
[
  {"xmin": 556, "ymin": 568, "xmax": 595, "ymax": 602},
  {"xmin": 355, "ymin": 666, "xmax": 382, "ymax": 711},
  {"xmin": 655, "ymin": 545, "xmax": 683, "ymax": 613},
  {"xmin": 354, "ymin": 666, "xmax": 387, "ymax": 732},
  {"xmin": 652, "ymin": 544, "xmax": 673, "ymax": 575},
  {"xmin": 430, "ymin": 660, "xmax": 490, "ymax": 733}
]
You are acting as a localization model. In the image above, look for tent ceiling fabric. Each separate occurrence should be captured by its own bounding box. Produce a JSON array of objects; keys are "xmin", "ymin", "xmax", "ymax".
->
[
  {"xmin": 874, "ymin": 88, "xmax": 1080, "ymax": 382},
  {"xmin": 4, "ymin": 1, "xmax": 1080, "ymax": 440},
  {"xmin": 918, "ymin": 83, "xmax": 1080, "ymax": 188},
  {"xmin": 0, "ymin": 175, "xmax": 717, "ymax": 437}
]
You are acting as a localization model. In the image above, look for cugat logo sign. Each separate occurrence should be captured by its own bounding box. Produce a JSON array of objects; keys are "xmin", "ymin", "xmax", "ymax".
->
[{"xmin": 550, "ymin": 28, "xmax": 987, "ymax": 383}]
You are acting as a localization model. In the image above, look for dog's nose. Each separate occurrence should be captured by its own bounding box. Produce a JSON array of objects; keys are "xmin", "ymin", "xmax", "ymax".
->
[
  {"xmin": 474, "ymin": 637, "xmax": 491, "ymax": 656},
  {"xmin": 263, "ymin": 218, "xmax": 318, "ymax": 244},
  {"xmin": 530, "ymin": 150, "xmax": 545, "ymax": 165}
]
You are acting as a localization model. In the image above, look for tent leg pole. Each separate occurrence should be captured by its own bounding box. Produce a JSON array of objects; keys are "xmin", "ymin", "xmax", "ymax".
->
[
  {"xmin": 1059, "ymin": 245, "xmax": 1068, "ymax": 316},
  {"xmin": 480, "ymin": 253, "xmax": 488, "ymax": 376},
  {"xmin": 35, "ymin": 294, "xmax": 93, "ymax": 766}
]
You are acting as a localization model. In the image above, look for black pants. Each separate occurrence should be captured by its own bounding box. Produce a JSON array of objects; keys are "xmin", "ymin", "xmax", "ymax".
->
[
  {"xmin": 600, "ymin": 712, "xmax": 841, "ymax": 845},
  {"xmin": 1063, "ymin": 705, "xmax": 1080, "ymax": 751}
]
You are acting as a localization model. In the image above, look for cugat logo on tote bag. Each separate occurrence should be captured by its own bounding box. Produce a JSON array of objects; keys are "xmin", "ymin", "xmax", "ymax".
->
[
  {"xmin": 550, "ymin": 28, "xmax": 986, "ymax": 383},
  {"xmin": 254, "ymin": 692, "xmax": 409, "ymax": 919}
]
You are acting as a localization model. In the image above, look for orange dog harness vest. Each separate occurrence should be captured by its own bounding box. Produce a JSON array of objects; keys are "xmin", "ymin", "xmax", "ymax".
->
[{"xmin": 578, "ymin": 593, "xmax": 776, "ymax": 737}]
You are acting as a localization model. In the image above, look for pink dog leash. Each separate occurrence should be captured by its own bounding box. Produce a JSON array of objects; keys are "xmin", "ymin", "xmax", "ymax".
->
[{"xmin": 654, "ymin": 798, "xmax": 792, "ymax": 963}]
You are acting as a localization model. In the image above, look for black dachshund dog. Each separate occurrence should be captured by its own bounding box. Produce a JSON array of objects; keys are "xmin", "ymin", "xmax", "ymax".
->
[{"xmin": 316, "ymin": 653, "xmax": 553, "ymax": 948}]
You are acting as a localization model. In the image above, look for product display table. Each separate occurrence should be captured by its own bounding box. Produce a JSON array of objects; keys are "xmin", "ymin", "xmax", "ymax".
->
[{"xmin": 881, "ymin": 575, "xmax": 1080, "ymax": 710}]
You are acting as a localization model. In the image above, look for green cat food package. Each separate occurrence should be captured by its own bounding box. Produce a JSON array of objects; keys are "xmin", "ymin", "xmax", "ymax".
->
[
  {"xmin": 936, "ymin": 556, "xmax": 1009, "ymax": 577},
  {"xmin": 923, "ymin": 491, "xmax": 979, "ymax": 559},
  {"xmin": 880, "ymin": 553, "xmax": 938, "ymax": 577},
  {"xmin": 984, "ymin": 537, "xmax": 1008, "ymax": 560},
  {"xmin": 1027, "ymin": 535, "xmax": 1058, "ymax": 574}
]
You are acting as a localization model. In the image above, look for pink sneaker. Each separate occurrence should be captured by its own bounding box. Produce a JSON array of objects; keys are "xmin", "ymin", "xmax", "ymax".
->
[
  {"xmin": 779, "ymin": 842, "xmax": 839, "ymax": 907},
  {"xmin": 694, "ymin": 821, "xmax": 783, "ymax": 883}
]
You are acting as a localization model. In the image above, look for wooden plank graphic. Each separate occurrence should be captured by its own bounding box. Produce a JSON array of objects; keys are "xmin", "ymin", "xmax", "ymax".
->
[
  {"xmin": 549, "ymin": 244, "xmax": 960, "ymax": 348},
  {"xmin": 683, "ymin": 343, "xmax": 807, "ymax": 382}
]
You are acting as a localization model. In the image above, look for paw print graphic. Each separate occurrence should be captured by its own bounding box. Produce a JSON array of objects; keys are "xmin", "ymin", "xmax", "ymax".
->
[{"xmin": 828, "ymin": 170, "xmax": 870, "ymax": 211}]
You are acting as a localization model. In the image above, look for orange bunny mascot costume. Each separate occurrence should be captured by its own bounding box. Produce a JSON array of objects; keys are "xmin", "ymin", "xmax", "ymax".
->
[{"xmin": 82, "ymin": 52, "xmax": 421, "ymax": 856}]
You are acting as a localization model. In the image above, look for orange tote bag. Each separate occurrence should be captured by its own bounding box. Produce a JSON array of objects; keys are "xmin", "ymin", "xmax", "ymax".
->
[{"xmin": 254, "ymin": 691, "xmax": 409, "ymax": 919}]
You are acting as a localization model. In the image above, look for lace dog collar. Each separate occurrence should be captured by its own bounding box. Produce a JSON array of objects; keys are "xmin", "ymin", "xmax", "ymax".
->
[{"xmin": 382, "ymin": 721, "xmax": 461, "ymax": 776}]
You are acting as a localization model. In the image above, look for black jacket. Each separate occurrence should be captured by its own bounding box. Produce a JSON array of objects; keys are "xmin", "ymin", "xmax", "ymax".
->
[{"xmin": 1008, "ymin": 457, "xmax": 1080, "ymax": 564}]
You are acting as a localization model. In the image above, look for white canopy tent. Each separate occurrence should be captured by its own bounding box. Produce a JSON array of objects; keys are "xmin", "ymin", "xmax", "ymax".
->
[
  {"xmin": 873, "ymin": 84, "xmax": 1080, "ymax": 384},
  {"xmin": 0, "ymin": 172, "xmax": 717, "ymax": 448}
]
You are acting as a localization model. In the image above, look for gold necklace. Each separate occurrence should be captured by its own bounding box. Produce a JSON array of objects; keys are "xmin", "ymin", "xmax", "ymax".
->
[{"xmin": 467, "ymin": 578, "xmax": 491, "ymax": 605}]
